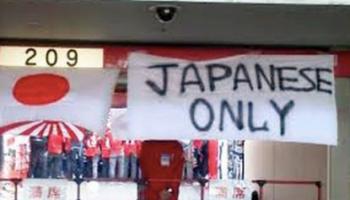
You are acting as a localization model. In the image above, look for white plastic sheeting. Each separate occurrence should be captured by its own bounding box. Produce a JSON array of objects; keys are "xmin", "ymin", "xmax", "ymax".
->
[
  {"xmin": 18, "ymin": 179, "xmax": 76, "ymax": 200},
  {"xmin": 80, "ymin": 181, "xmax": 138, "ymax": 200},
  {"xmin": 179, "ymin": 183, "xmax": 202, "ymax": 200}
]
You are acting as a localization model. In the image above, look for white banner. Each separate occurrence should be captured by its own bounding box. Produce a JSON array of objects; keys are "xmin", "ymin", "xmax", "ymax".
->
[
  {"xmin": 0, "ymin": 181, "xmax": 15, "ymax": 200},
  {"xmin": 80, "ymin": 181, "xmax": 137, "ymax": 200},
  {"xmin": 0, "ymin": 135, "xmax": 30, "ymax": 179},
  {"xmin": 18, "ymin": 179, "xmax": 76, "ymax": 200},
  {"xmin": 179, "ymin": 183, "xmax": 202, "ymax": 200},
  {"xmin": 109, "ymin": 108, "xmax": 128, "ymax": 139},
  {"xmin": 0, "ymin": 67, "xmax": 118, "ymax": 134},
  {"xmin": 127, "ymin": 53, "xmax": 337, "ymax": 145},
  {"xmin": 208, "ymin": 180, "xmax": 253, "ymax": 200}
]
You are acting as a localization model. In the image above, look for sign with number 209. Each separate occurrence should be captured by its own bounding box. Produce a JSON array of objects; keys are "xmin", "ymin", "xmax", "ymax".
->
[{"xmin": 0, "ymin": 46, "xmax": 103, "ymax": 68}]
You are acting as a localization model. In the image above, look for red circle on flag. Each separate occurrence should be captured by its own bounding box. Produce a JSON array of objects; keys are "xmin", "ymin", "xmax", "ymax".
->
[{"xmin": 13, "ymin": 73, "xmax": 70, "ymax": 105}]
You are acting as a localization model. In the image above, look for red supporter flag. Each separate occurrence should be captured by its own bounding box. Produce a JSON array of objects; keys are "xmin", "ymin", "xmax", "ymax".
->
[{"xmin": 0, "ymin": 66, "xmax": 119, "ymax": 134}]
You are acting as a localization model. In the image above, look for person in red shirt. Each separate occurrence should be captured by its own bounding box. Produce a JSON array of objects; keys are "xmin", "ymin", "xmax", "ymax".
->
[
  {"xmin": 193, "ymin": 140, "xmax": 209, "ymax": 179},
  {"xmin": 135, "ymin": 140, "xmax": 142, "ymax": 179},
  {"xmin": 122, "ymin": 140, "xmax": 140, "ymax": 180},
  {"xmin": 109, "ymin": 138, "xmax": 123, "ymax": 178},
  {"xmin": 180, "ymin": 140, "xmax": 193, "ymax": 180},
  {"xmin": 63, "ymin": 137, "xmax": 72, "ymax": 178},
  {"xmin": 117, "ymin": 141, "xmax": 127, "ymax": 179},
  {"xmin": 47, "ymin": 130, "xmax": 64, "ymax": 178},
  {"xmin": 208, "ymin": 140, "xmax": 218, "ymax": 179},
  {"xmin": 28, "ymin": 136, "xmax": 48, "ymax": 178},
  {"xmin": 99, "ymin": 133, "xmax": 112, "ymax": 178},
  {"xmin": 83, "ymin": 132, "xmax": 99, "ymax": 179},
  {"xmin": 70, "ymin": 139, "xmax": 84, "ymax": 179}
]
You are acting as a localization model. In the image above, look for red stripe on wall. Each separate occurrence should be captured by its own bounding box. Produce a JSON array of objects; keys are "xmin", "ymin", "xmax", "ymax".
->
[{"xmin": 334, "ymin": 51, "xmax": 350, "ymax": 77}]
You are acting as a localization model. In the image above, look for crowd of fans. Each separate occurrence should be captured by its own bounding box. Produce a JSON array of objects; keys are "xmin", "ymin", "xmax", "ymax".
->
[
  {"xmin": 27, "ymin": 132, "xmax": 211, "ymax": 181},
  {"xmin": 28, "ymin": 131, "xmax": 142, "ymax": 180}
]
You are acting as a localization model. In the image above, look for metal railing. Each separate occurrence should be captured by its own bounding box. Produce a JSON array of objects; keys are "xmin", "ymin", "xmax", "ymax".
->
[
  {"xmin": 252, "ymin": 179, "xmax": 322, "ymax": 200},
  {"xmin": 0, "ymin": 177, "xmax": 207, "ymax": 200}
]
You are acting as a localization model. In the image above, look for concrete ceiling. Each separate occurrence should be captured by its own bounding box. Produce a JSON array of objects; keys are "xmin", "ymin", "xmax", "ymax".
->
[{"xmin": 0, "ymin": 1, "xmax": 350, "ymax": 47}]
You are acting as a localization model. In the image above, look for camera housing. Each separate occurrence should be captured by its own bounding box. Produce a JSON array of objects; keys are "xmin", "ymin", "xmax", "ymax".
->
[{"xmin": 150, "ymin": 5, "xmax": 180, "ymax": 24}]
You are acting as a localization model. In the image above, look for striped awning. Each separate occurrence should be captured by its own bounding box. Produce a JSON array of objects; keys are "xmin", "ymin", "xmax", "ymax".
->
[{"xmin": 0, "ymin": 120, "xmax": 88, "ymax": 141}]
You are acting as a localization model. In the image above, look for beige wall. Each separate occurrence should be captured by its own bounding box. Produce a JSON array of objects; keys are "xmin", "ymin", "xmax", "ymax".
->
[
  {"xmin": 244, "ymin": 79, "xmax": 350, "ymax": 200},
  {"xmin": 330, "ymin": 78, "xmax": 350, "ymax": 200},
  {"xmin": 245, "ymin": 141, "xmax": 327, "ymax": 200}
]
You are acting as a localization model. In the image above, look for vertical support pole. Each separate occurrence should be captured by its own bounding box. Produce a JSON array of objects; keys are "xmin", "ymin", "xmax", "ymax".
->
[
  {"xmin": 200, "ymin": 185, "xmax": 204, "ymax": 200},
  {"xmin": 326, "ymin": 146, "xmax": 331, "ymax": 200},
  {"xmin": 315, "ymin": 181, "xmax": 322, "ymax": 200},
  {"xmin": 242, "ymin": 141, "xmax": 245, "ymax": 180},
  {"xmin": 14, "ymin": 180, "xmax": 18, "ymax": 200},
  {"xmin": 12, "ymin": 179, "xmax": 21, "ymax": 200},
  {"xmin": 77, "ymin": 182, "xmax": 81, "ymax": 200},
  {"xmin": 74, "ymin": 177, "xmax": 84, "ymax": 200},
  {"xmin": 198, "ymin": 178, "xmax": 208, "ymax": 200},
  {"xmin": 256, "ymin": 180, "xmax": 266, "ymax": 200}
]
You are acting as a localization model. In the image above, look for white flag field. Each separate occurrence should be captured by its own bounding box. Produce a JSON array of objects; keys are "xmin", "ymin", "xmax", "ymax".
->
[
  {"xmin": 0, "ymin": 66, "xmax": 119, "ymax": 134},
  {"xmin": 126, "ymin": 53, "xmax": 337, "ymax": 145}
]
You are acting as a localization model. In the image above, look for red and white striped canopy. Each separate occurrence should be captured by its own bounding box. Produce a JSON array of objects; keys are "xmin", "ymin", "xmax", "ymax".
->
[{"xmin": 0, "ymin": 120, "xmax": 88, "ymax": 141}]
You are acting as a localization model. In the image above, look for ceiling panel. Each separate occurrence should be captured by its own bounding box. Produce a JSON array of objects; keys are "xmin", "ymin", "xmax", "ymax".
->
[{"xmin": 0, "ymin": 1, "xmax": 350, "ymax": 47}]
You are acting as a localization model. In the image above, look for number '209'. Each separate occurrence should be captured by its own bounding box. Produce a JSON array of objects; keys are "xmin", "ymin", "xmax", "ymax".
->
[{"xmin": 25, "ymin": 48, "xmax": 78, "ymax": 67}]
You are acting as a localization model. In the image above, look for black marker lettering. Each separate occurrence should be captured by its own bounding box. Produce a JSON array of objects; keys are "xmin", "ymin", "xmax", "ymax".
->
[
  {"xmin": 299, "ymin": 68, "xmax": 317, "ymax": 92},
  {"xmin": 181, "ymin": 63, "xmax": 205, "ymax": 94},
  {"xmin": 270, "ymin": 100, "xmax": 295, "ymax": 136},
  {"xmin": 233, "ymin": 63, "xmax": 254, "ymax": 91},
  {"xmin": 145, "ymin": 63, "xmax": 178, "ymax": 96},
  {"xmin": 190, "ymin": 98, "xmax": 214, "ymax": 131},
  {"xmin": 255, "ymin": 64, "xmax": 275, "ymax": 91},
  {"xmin": 206, "ymin": 63, "xmax": 232, "ymax": 92},
  {"xmin": 276, "ymin": 66, "xmax": 300, "ymax": 92},
  {"xmin": 316, "ymin": 68, "xmax": 333, "ymax": 95},
  {"xmin": 219, "ymin": 100, "xmax": 244, "ymax": 131},
  {"xmin": 248, "ymin": 101, "xmax": 269, "ymax": 132}
]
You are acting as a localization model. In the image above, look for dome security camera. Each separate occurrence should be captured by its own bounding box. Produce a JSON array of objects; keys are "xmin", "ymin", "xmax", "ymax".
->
[{"xmin": 150, "ymin": 5, "xmax": 180, "ymax": 24}]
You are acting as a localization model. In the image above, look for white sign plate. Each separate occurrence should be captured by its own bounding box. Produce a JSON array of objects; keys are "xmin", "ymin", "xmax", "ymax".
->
[
  {"xmin": 0, "ymin": 46, "xmax": 103, "ymax": 68},
  {"xmin": 127, "ymin": 53, "xmax": 337, "ymax": 145}
]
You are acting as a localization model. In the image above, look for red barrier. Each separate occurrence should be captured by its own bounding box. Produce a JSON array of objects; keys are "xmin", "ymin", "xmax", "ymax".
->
[{"xmin": 252, "ymin": 179, "xmax": 322, "ymax": 200}]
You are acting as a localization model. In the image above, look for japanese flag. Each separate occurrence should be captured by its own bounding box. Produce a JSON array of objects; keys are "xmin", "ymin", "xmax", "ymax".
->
[{"xmin": 0, "ymin": 66, "xmax": 119, "ymax": 134}]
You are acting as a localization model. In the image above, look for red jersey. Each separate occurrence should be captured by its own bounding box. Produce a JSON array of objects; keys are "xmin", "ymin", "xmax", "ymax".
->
[
  {"xmin": 208, "ymin": 140, "xmax": 218, "ymax": 179},
  {"xmin": 84, "ymin": 134, "xmax": 99, "ymax": 157},
  {"xmin": 193, "ymin": 140, "xmax": 203, "ymax": 150},
  {"xmin": 111, "ymin": 139, "xmax": 123, "ymax": 156},
  {"xmin": 48, "ymin": 133, "xmax": 64, "ymax": 154},
  {"xmin": 99, "ymin": 136, "xmax": 111, "ymax": 158},
  {"xmin": 63, "ymin": 137, "xmax": 72, "ymax": 153},
  {"xmin": 135, "ymin": 140, "xmax": 142, "ymax": 156},
  {"xmin": 124, "ymin": 141, "xmax": 137, "ymax": 156}
]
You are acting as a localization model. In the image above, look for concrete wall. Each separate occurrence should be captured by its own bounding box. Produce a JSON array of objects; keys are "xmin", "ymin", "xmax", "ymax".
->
[
  {"xmin": 1, "ymin": 2, "xmax": 350, "ymax": 47},
  {"xmin": 244, "ymin": 79, "xmax": 350, "ymax": 200},
  {"xmin": 330, "ymin": 78, "xmax": 350, "ymax": 200}
]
